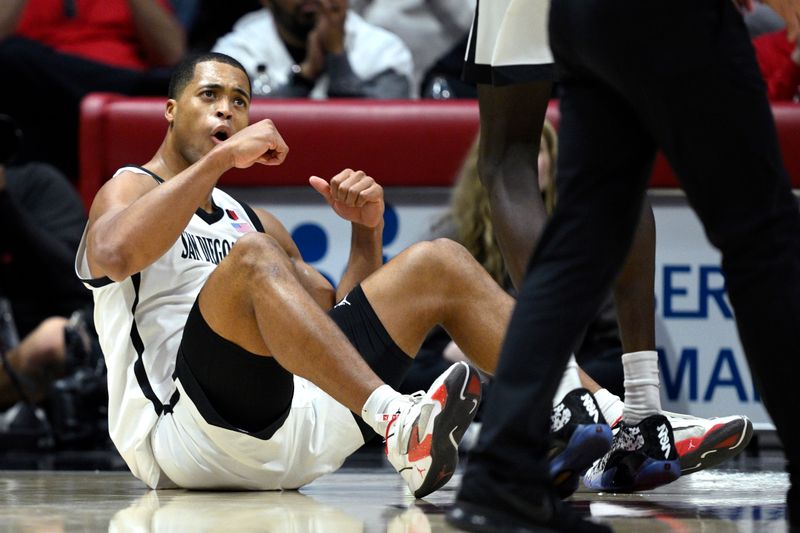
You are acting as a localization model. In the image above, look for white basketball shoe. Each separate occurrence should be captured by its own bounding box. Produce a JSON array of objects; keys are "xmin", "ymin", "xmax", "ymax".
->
[{"xmin": 384, "ymin": 361, "xmax": 482, "ymax": 498}]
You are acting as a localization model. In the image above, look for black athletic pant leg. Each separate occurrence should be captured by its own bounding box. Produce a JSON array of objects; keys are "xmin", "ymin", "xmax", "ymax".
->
[{"xmin": 462, "ymin": 0, "xmax": 800, "ymax": 520}]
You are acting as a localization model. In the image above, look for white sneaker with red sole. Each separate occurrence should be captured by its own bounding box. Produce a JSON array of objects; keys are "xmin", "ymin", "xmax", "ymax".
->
[
  {"xmin": 384, "ymin": 361, "xmax": 482, "ymax": 498},
  {"xmin": 663, "ymin": 411, "xmax": 753, "ymax": 474}
]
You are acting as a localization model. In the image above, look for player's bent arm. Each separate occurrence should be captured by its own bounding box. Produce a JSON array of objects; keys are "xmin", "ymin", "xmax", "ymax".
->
[
  {"xmin": 86, "ymin": 149, "xmax": 232, "ymax": 281},
  {"xmin": 253, "ymin": 207, "xmax": 336, "ymax": 310},
  {"xmin": 337, "ymin": 222, "xmax": 383, "ymax": 302},
  {"xmin": 307, "ymin": 170, "xmax": 384, "ymax": 301}
]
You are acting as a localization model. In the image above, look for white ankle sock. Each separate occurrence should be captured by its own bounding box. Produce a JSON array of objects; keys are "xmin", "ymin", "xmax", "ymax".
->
[
  {"xmin": 361, "ymin": 384, "xmax": 404, "ymax": 437},
  {"xmin": 593, "ymin": 388, "xmax": 624, "ymax": 427},
  {"xmin": 622, "ymin": 350, "xmax": 662, "ymax": 425},
  {"xmin": 553, "ymin": 355, "xmax": 582, "ymax": 406}
]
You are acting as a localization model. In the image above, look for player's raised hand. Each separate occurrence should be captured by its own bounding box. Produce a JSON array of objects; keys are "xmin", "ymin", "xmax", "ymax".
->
[
  {"xmin": 309, "ymin": 169, "xmax": 384, "ymax": 228},
  {"xmin": 225, "ymin": 119, "xmax": 289, "ymax": 168}
]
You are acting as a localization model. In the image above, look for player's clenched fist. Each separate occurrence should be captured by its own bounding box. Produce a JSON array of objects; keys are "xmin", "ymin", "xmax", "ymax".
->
[
  {"xmin": 309, "ymin": 169, "xmax": 384, "ymax": 228},
  {"xmin": 224, "ymin": 119, "xmax": 289, "ymax": 169}
]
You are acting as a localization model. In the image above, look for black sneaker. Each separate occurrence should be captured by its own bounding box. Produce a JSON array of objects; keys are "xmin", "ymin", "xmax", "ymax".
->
[
  {"xmin": 583, "ymin": 413, "xmax": 680, "ymax": 492},
  {"xmin": 549, "ymin": 388, "xmax": 612, "ymax": 498}
]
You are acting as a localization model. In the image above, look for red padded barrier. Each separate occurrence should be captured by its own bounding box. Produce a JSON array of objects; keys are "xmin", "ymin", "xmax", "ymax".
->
[
  {"xmin": 79, "ymin": 94, "xmax": 800, "ymax": 210},
  {"xmin": 79, "ymin": 95, "xmax": 481, "ymax": 209}
]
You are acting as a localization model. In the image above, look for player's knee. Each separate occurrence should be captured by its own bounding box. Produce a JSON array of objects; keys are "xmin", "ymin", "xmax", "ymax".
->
[
  {"xmin": 407, "ymin": 238, "xmax": 475, "ymax": 279},
  {"xmin": 228, "ymin": 232, "xmax": 291, "ymax": 275}
]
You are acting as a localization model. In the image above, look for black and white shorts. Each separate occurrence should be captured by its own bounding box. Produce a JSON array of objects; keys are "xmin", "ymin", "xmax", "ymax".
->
[
  {"xmin": 151, "ymin": 285, "xmax": 411, "ymax": 490},
  {"xmin": 463, "ymin": 0, "xmax": 555, "ymax": 85}
]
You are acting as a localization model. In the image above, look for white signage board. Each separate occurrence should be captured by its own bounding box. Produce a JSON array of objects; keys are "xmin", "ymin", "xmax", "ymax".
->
[{"xmin": 652, "ymin": 194, "xmax": 770, "ymax": 428}]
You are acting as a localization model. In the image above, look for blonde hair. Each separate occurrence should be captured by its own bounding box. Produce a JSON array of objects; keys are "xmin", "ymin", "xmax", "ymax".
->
[
  {"xmin": 540, "ymin": 119, "xmax": 558, "ymax": 214},
  {"xmin": 441, "ymin": 119, "xmax": 558, "ymax": 285}
]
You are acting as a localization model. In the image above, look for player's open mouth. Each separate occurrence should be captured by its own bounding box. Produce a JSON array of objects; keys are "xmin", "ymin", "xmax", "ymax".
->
[{"xmin": 211, "ymin": 127, "xmax": 231, "ymax": 144}]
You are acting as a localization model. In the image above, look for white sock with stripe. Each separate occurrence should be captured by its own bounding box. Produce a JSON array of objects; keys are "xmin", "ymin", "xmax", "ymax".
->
[{"xmin": 361, "ymin": 384, "xmax": 404, "ymax": 437}]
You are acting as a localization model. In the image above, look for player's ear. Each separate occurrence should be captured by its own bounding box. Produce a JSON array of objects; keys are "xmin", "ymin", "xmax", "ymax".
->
[{"xmin": 165, "ymin": 99, "xmax": 177, "ymax": 126}]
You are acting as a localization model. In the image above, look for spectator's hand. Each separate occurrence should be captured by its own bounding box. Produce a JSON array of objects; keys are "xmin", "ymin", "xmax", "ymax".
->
[
  {"xmin": 223, "ymin": 119, "xmax": 288, "ymax": 168},
  {"xmin": 301, "ymin": 29, "xmax": 325, "ymax": 81},
  {"xmin": 763, "ymin": 0, "xmax": 800, "ymax": 41},
  {"xmin": 309, "ymin": 170, "xmax": 384, "ymax": 228},
  {"xmin": 316, "ymin": 0, "xmax": 346, "ymax": 54}
]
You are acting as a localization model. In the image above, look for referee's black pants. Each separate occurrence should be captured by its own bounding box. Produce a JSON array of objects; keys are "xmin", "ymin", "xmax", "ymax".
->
[{"xmin": 461, "ymin": 0, "xmax": 800, "ymax": 517}]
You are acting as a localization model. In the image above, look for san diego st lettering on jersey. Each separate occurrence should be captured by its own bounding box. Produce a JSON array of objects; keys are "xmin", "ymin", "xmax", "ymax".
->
[{"xmin": 74, "ymin": 166, "xmax": 260, "ymax": 488}]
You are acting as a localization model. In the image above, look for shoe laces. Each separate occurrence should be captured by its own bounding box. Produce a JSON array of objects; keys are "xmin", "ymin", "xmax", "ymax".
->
[
  {"xmin": 408, "ymin": 390, "xmax": 425, "ymax": 404},
  {"xmin": 383, "ymin": 391, "xmax": 426, "ymax": 452}
]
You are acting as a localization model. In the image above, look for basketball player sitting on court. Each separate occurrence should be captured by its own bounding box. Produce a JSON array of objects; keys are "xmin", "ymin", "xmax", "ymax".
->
[
  {"xmin": 75, "ymin": 52, "xmax": 506, "ymax": 495},
  {"xmin": 76, "ymin": 51, "xmax": 754, "ymax": 499}
]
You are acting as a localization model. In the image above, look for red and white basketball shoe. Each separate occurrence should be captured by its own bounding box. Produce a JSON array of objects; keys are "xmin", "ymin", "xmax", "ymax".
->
[
  {"xmin": 384, "ymin": 361, "xmax": 482, "ymax": 498},
  {"xmin": 663, "ymin": 411, "xmax": 753, "ymax": 474}
]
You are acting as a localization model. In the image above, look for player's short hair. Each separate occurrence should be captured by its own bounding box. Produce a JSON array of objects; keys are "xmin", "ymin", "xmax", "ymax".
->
[{"xmin": 168, "ymin": 53, "xmax": 252, "ymax": 99}]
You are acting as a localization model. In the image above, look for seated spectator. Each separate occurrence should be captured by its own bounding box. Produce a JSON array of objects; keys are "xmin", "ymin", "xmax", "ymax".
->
[
  {"xmin": 754, "ymin": 29, "xmax": 800, "ymax": 101},
  {"xmin": 350, "ymin": 0, "xmax": 474, "ymax": 96},
  {"xmin": 0, "ymin": 0, "xmax": 187, "ymax": 179},
  {"xmin": 212, "ymin": 0, "xmax": 414, "ymax": 98},
  {"xmin": 0, "ymin": 157, "xmax": 90, "ymax": 338},
  {"xmin": 0, "ymin": 122, "xmax": 104, "ymax": 446}
]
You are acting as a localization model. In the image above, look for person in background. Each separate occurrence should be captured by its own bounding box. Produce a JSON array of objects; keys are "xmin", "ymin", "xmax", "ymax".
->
[
  {"xmin": 0, "ymin": 115, "xmax": 94, "ymax": 408},
  {"xmin": 0, "ymin": 0, "xmax": 187, "ymax": 179},
  {"xmin": 350, "ymin": 0, "xmax": 474, "ymax": 96},
  {"xmin": 212, "ymin": 0, "xmax": 414, "ymax": 98}
]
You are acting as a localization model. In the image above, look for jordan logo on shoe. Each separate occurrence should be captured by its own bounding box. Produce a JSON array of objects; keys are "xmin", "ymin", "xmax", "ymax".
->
[
  {"xmin": 581, "ymin": 393, "xmax": 599, "ymax": 423},
  {"xmin": 657, "ymin": 423, "xmax": 671, "ymax": 458}
]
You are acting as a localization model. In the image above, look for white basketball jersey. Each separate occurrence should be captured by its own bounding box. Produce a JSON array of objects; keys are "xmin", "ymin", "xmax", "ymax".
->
[{"xmin": 75, "ymin": 166, "xmax": 262, "ymax": 488}]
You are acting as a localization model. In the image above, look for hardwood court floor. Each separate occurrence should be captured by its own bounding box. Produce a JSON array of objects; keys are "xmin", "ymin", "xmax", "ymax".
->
[{"xmin": 0, "ymin": 451, "xmax": 789, "ymax": 532}]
